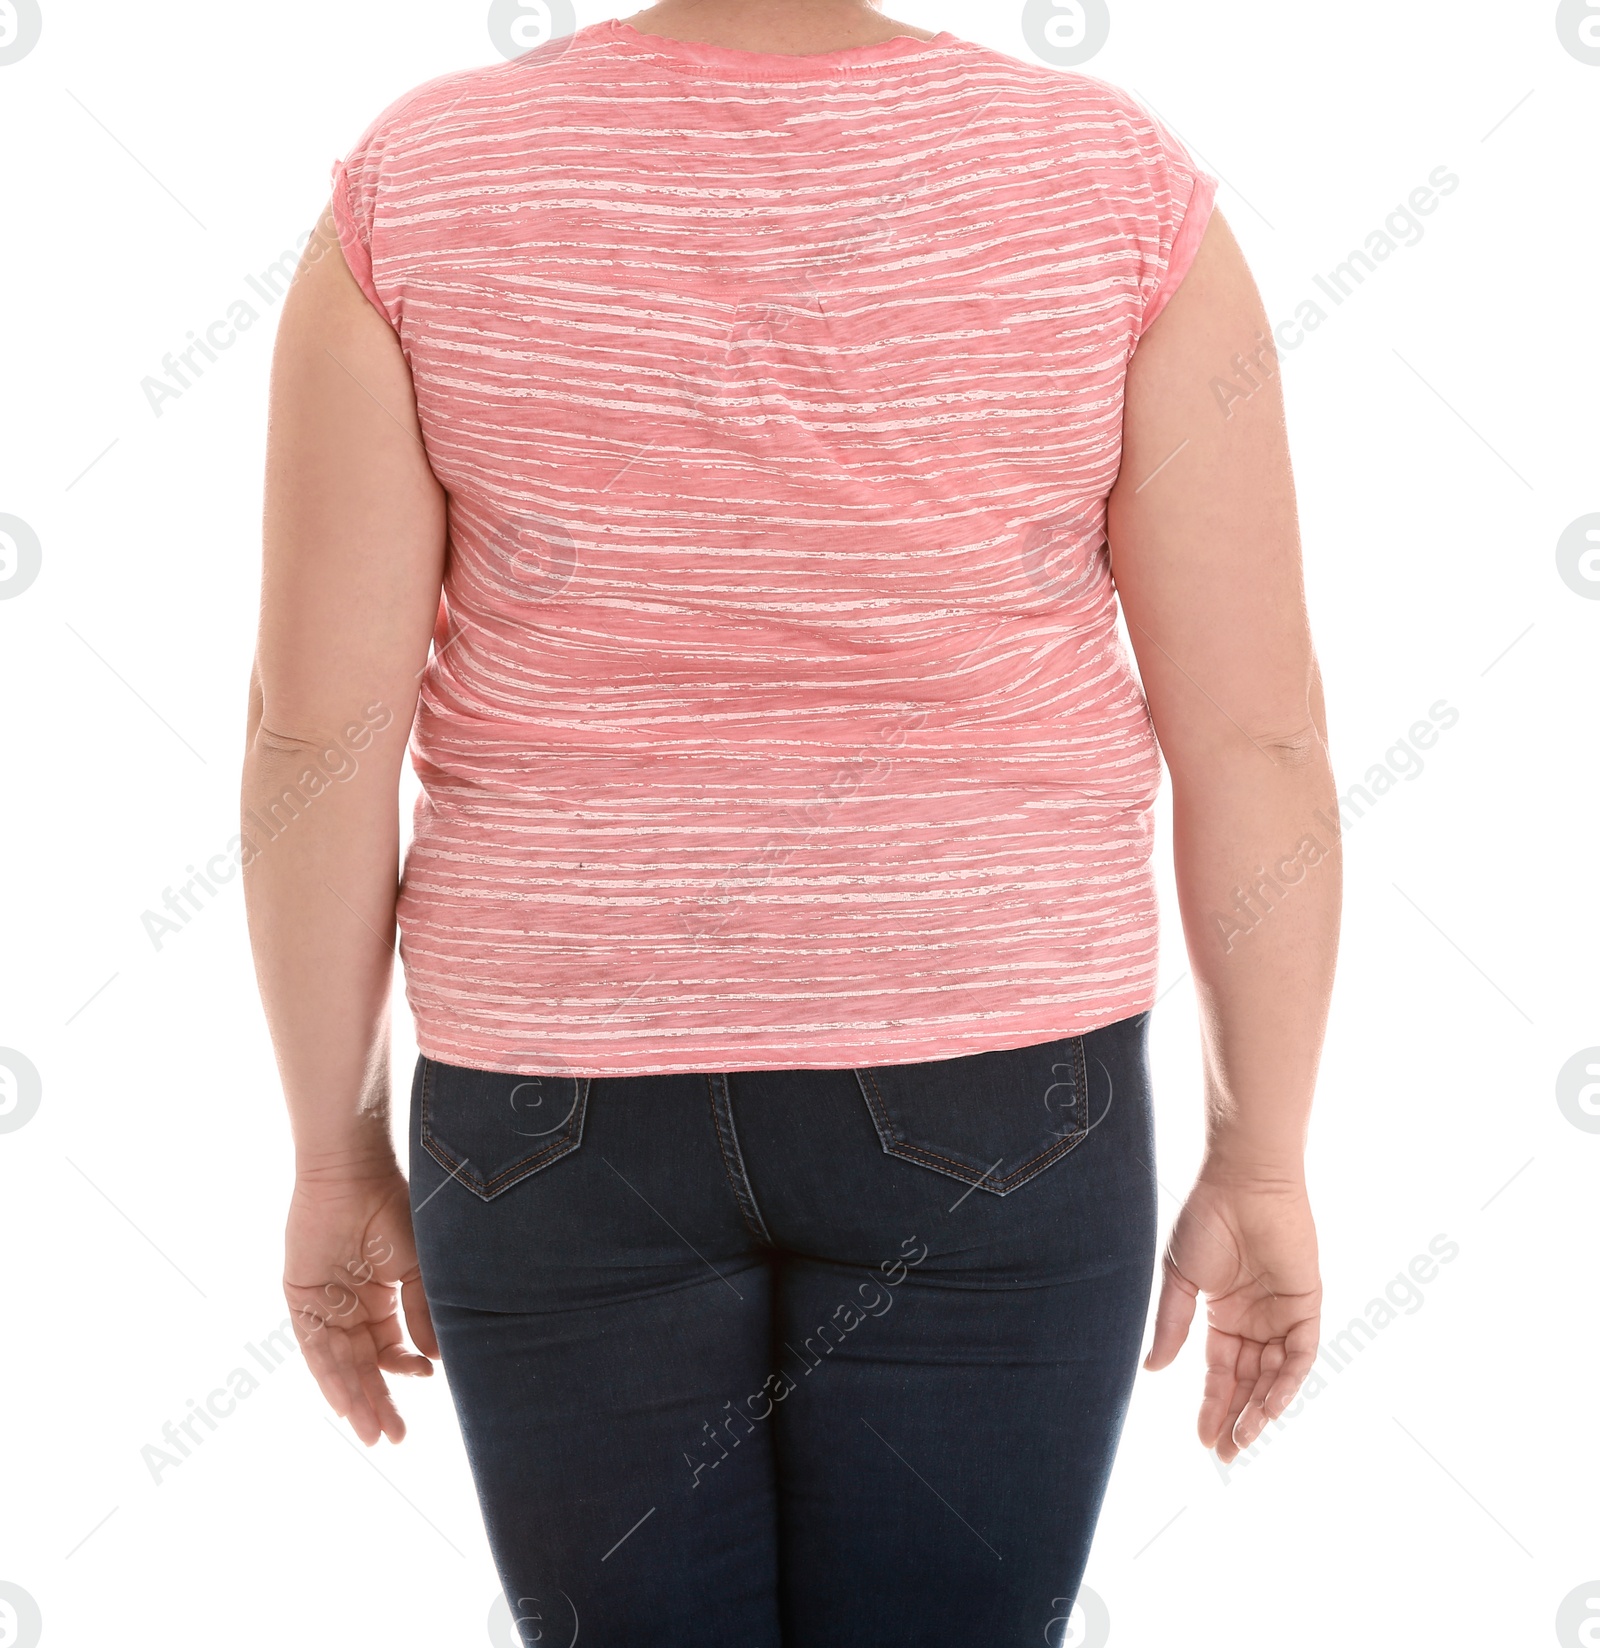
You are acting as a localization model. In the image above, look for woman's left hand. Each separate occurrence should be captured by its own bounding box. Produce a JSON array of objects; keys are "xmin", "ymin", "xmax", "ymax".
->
[{"xmin": 283, "ymin": 1164, "xmax": 439, "ymax": 1445}]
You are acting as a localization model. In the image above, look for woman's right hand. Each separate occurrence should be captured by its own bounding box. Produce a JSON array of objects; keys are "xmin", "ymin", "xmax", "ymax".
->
[
  {"xmin": 1143, "ymin": 1172, "xmax": 1322, "ymax": 1462},
  {"xmin": 283, "ymin": 1164, "xmax": 440, "ymax": 1445}
]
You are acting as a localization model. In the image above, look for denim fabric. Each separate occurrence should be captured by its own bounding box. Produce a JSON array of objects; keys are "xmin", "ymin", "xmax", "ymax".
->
[{"xmin": 409, "ymin": 1011, "xmax": 1157, "ymax": 1647}]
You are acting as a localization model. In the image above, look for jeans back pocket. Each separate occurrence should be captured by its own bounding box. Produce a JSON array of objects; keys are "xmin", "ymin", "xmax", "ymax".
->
[
  {"xmin": 418, "ymin": 1057, "xmax": 591, "ymax": 1201},
  {"xmin": 853, "ymin": 1034, "xmax": 1090, "ymax": 1196}
]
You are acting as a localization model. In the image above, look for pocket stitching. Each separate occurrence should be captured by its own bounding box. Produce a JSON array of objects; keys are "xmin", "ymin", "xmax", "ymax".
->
[
  {"xmin": 419, "ymin": 1060, "xmax": 590, "ymax": 1200},
  {"xmin": 856, "ymin": 1038, "xmax": 1091, "ymax": 1196}
]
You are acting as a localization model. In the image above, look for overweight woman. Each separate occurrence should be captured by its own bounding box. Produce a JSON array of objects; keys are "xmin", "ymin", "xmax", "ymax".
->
[{"xmin": 243, "ymin": 2, "xmax": 1339, "ymax": 1641}]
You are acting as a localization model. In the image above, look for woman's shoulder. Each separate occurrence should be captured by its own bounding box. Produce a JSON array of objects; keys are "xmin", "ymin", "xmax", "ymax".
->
[
  {"xmin": 335, "ymin": 33, "xmax": 590, "ymax": 169},
  {"xmin": 948, "ymin": 37, "xmax": 1195, "ymax": 162},
  {"xmin": 337, "ymin": 31, "xmax": 1203, "ymax": 201},
  {"xmin": 935, "ymin": 38, "xmax": 1212, "ymax": 210}
]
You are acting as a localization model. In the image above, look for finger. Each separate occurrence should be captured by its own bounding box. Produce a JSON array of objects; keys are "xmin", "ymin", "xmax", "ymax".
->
[
  {"xmin": 297, "ymin": 1330, "xmax": 357, "ymax": 1424},
  {"xmin": 346, "ymin": 1323, "xmax": 406, "ymax": 1444},
  {"xmin": 1262, "ymin": 1319, "xmax": 1320, "ymax": 1420},
  {"xmin": 1204, "ymin": 1331, "xmax": 1259, "ymax": 1460},
  {"xmin": 292, "ymin": 1304, "xmax": 364, "ymax": 1414},
  {"xmin": 1231, "ymin": 1342, "xmax": 1285, "ymax": 1451},
  {"xmin": 307, "ymin": 1329, "xmax": 384, "ymax": 1444},
  {"xmin": 320, "ymin": 1322, "xmax": 387, "ymax": 1445},
  {"xmin": 350, "ymin": 1345, "xmax": 402, "ymax": 1445},
  {"xmin": 402, "ymin": 1273, "xmax": 440, "ymax": 1362},
  {"xmin": 377, "ymin": 1343, "xmax": 434, "ymax": 1377},
  {"xmin": 1196, "ymin": 1329, "xmax": 1241, "ymax": 1450},
  {"xmin": 370, "ymin": 1307, "xmax": 433, "ymax": 1378},
  {"xmin": 1215, "ymin": 1337, "xmax": 1263, "ymax": 1461},
  {"xmin": 1143, "ymin": 1260, "xmax": 1199, "ymax": 1372}
]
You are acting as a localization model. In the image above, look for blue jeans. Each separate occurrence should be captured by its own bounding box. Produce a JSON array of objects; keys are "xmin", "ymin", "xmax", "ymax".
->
[{"xmin": 408, "ymin": 1011, "xmax": 1157, "ymax": 1647}]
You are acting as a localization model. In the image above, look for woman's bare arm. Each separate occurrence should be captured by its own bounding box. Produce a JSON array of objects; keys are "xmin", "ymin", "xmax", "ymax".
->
[
  {"xmin": 242, "ymin": 207, "xmax": 447, "ymax": 1442},
  {"xmin": 1107, "ymin": 207, "xmax": 1341, "ymax": 1460}
]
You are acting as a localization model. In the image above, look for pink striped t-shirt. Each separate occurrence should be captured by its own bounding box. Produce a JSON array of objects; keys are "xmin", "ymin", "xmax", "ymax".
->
[{"xmin": 330, "ymin": 18, "xmax": 1218, "ymax": 1077}]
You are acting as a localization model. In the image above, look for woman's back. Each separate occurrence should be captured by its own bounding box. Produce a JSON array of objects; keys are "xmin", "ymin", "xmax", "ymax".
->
[
  {"xmin": 330, "ymin": 19, "xmax": 1217, "ymax": 1076},
  {"xmin": 246, "ymin": 9, "xmax": 1335, "ymax": 1642}
]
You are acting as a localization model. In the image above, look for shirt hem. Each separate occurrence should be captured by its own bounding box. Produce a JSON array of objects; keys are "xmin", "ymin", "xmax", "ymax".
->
[
  {"xmin": 328, "ymin": 157, "xmax": 394, "ymax": 328},
  {"xmin": 1139, "ymin": 167, "xmax": 1221, "ymax": 337},
  {"xmin": 411, "ymin": 997, "xmax": 1162, "ymax": 1078}
]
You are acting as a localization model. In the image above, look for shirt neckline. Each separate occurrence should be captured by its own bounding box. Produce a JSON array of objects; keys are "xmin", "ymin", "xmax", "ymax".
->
[{"xmin": 590, "ymin": 17, "xmax": 963, "ymax": 80}]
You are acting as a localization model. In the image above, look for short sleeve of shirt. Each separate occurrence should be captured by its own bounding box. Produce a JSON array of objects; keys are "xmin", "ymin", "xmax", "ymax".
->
[
  {"xmin": 329, "ymin": 112, "xmax": 393, "ymax": 325},
  {"xmin": 328, "ymin": 75, "xmax": 457, "ymax": 330},
  {"xmin": 1129, "ymin": 105, "xmax": 1220, "ymax": 338}
]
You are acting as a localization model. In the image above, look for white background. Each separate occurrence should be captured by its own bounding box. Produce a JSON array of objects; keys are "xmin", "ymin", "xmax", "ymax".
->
[{"xmin": 1, "ymin": 2, "xmax": 1597, "ymax": 1644}]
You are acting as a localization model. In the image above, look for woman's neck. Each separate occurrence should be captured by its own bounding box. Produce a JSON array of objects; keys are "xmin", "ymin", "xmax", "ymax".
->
[{"xmin": 620, "ymin": 0, "xmax": 940, "ymax": 55}]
